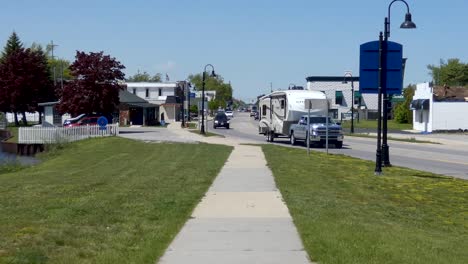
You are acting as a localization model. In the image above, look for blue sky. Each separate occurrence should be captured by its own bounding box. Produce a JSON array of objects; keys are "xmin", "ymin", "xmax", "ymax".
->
[{"xmin": 1, "ymin": 0, "xmax": 467, "ymax": 102}]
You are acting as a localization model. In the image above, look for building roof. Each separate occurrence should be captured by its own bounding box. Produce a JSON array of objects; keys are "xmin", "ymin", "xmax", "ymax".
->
[
  {"xmin": 433, "ymin": 86, "xmax": 468, "ymax": 102},
  {"xmin": 306, "ymin": 76, "xmax": 359, "ymax": 82},
  {"xmin": 119, "ymin": 89, "xmax": 149, "ymax": 103},
  {"xmin": 38, "ymin": 101, "xmax": 59, "ymax": 106},
  {"xmin": 125, "ymin": 82, "xmax": 178, "ymax": 88}
]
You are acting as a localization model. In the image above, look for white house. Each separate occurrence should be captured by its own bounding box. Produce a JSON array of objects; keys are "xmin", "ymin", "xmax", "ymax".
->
[
  {"xmin": 412, "ymin": 82, "xmax": 468, "ymax": 132},
  {"xmin": 306, "ymin": 76, "xmax": 379, "ymax": 120},
  {"xmin": 126, "ymin": 82, "xmax": 179, "ymax": 105}
]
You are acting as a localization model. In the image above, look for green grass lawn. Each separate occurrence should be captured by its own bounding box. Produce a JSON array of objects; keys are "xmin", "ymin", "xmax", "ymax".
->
[
  {"xmin": 341, "ymin": 119, "xmax": 412, "ymax": 131},
  {"xmin": 345, "ymin": 133, "xmax": 439, "ymax": 144},
  {"xmin": 262, "ymin": 145, "xmax": 467, "ymax": 264},
  {"xmin": 0, "ymin": 137, "xmax": 232, "ymax": 264}
]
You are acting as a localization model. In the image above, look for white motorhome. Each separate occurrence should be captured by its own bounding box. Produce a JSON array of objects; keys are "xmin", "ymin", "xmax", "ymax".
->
[{"xmin": 258, "ymin": 90, "xmax": 329, "ymax": 141}]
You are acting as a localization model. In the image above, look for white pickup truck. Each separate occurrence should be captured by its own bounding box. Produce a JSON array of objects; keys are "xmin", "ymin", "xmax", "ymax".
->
[{"xmin": 289, "ymin": 115, "xmax": 344, "ymax": 148}]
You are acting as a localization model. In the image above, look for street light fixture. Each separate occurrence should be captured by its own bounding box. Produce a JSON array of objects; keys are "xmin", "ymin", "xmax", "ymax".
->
[
  {"xmin": 200, "ymin": 64, "xmax": 216, "ymax": 134},
  {"xmin": 381, "ymin": 0, "xmax": 416, "ymax": 170},
  {"xmin": 343, "ymin": 72, "xmax": 355, "ymax": 134}
]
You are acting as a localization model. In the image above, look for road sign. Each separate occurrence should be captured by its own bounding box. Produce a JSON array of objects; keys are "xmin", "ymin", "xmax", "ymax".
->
[
  {"xmin": 97, "ymin": 116, "xmax": 108, "ymax": 130},
  {"xmin": 359, "ymin": 40, "xmax": 403, "ymax": 95},
  {"xmin": 190, "ymin": 92, "xmax": 196, "ymax": 98}
]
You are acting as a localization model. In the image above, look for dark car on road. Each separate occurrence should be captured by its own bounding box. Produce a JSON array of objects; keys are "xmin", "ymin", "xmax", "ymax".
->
[{"xmin": 213, "ymin": 112, "xmax": 230, "ymax": 129}]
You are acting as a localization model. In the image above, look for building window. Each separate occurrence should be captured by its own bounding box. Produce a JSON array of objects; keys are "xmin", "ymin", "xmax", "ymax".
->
[
  {"xmin": 145, "ymin": 88, "xmax": 149, "ymax": 98},
  {"xmin": 262, "ymin": 105, "xmax": 267, "ymax": 116},
  {"xmin": 354, "ymin": 91, "xmax": 362, "ymax": 105},
  {"xmin": 158, "ymin": 88, "xmax": 162, "ymax": 96},
  {"xmin": 335, "ymin": 91, "xmax": 343, "ymax": 105},
  {"xmin": 132, "ymin": 88, "xmax": 136, "ymax": 95}
]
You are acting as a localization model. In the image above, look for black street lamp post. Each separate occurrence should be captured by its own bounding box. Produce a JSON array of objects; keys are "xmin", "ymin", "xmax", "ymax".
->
[
  {"xmin": 180, "ymin": 82, "xmax": 186, "ymax": 128},
  {"xmin": 200, "ymin": 64, "xmax": 216, "ymax": 134},
  {"xmin": 375, "ymin": 32, "xmax": 384, "ymax": 175},
  {"xmin": 381, "ymin": 0, "xmax": 416, "ymax": 168},
  {"xmin": 343, "ymin": 72, "xmax": 355, "ymax": 134}
]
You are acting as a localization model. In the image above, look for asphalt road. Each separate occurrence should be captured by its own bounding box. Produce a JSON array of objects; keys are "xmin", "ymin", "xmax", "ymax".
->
[{"xmin": 210, "ymin": 112, "xmax": 468, "ymax": 180}]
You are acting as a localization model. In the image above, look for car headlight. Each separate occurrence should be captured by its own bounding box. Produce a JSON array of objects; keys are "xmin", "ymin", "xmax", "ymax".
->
[
  {"xmin": 227, "ymin": 120, "xmax": 230, "ymax": 123},
  {"xmin": 215, "ymin": 120, "xmax": 218, "ymax": 123},
  {"xmin": 312, "ymin": 131, "xmax": 318, "ymax": 136}
]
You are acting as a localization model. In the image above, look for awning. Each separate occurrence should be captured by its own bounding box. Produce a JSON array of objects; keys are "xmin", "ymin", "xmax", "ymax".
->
[
  {"xmin": 410, "ymin": 99, "xmax": 430, "ymax": 110},
  {"xmin": 127, "ymin": 102, "xmax": 158, "ymax": 108},
  {"xmin": 335, "ymin": 91, "xmax": 343, "ymax": 98},
  {"xmin": 354, "ymin": 91, "xmax": 362, "ymax": 98}
]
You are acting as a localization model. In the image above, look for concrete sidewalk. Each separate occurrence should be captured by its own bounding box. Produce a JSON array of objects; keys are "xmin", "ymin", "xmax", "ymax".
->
[{"xmin": 158, "ymin": 129, "xmax": 312, "ymax": 263}]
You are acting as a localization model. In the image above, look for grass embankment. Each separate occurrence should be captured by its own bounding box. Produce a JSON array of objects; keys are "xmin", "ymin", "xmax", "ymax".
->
[
  {"xmin": 262, "ymin": 145, "xmax": 467, "ymax": 264},
  {"xmin": 341, "ymin": 119, "xmax": 412, "ymax": 131},
  {"xmin": 4, "ymin": 126, "xmax": 18, "ymax": 143},
  {"xmin": 0, "ymin": 137, "xmax": 232, "ymax": 263}
]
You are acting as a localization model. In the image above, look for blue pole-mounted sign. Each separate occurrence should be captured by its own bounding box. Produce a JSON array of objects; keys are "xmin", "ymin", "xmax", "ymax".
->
[
  {"xmin": 359, "ymin": 40, "xmax": 403, "ymax": 95},
  {"xmin": 97, "ymin": 116, "xmax": 108, "ymax": 130}
]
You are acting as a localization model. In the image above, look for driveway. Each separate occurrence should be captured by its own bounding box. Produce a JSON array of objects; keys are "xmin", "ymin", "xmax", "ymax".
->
[{"xmin": 119, "ymin": 126, "xmax": 198, "ymax": 143}]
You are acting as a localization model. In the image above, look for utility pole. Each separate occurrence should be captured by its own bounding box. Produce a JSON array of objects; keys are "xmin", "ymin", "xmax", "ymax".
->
[{"xmin": 49, "ymin": 41, "xmax": 58, "ymax": 86}]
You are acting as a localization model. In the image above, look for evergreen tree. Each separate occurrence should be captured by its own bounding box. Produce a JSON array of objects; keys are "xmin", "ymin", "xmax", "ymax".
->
[
  {"xmin": 0, "ymin": 32, "xmax": 24, "ymax": 124},
  {"xmin": 1, "ymin": 32, "xmax": 23, "ymax": 60}
]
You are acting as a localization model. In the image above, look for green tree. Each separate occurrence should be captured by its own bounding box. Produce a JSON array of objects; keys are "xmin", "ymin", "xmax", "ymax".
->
[
  {"xmin": 188, "ymin": 73, "xmax": 232, "ymax": 104},
  {"xmin": 189, "ymin": 104, "xmax": 198, "ymax": 114},
  {"xmin": 127, "ymin": 71, "xmax": 162, "ymax": 82},
  {"xmin": 428, "ymin": 59, "xmax": 468, "ymax": 86},
  {"xmin": 1, "ymin": 32, "xmax": 23, "ymax": 60},
  {"xmin": 393, "ymin": 85, "xmax": 415, "ymax": 124},
  {"xmin": 31, "ymin": 42, "xmax": 72, "ymax": 82},
  {"xmin": 208, "ymin": 99, "xmax": 219, "ymax": 112}
]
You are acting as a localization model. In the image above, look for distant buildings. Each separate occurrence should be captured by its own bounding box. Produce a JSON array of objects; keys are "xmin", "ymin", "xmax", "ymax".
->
[
  {"xmin": 306, "ymin": 76, "xmax": 379, "ymax": 120},
  {"xmin": 411, "ymin": 82, "xmax": 468, "ymax": 132}
]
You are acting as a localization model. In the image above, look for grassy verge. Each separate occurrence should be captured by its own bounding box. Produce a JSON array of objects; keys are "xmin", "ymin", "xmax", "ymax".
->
[
  {"xmin": 262, "ymin": 145, "xmax": 467, "ymax": 264},
  {"xmin": 341, "ymin": 119, "xmax": 412, "ymax": 130},
  {"xmin": 0, "ymin": 137, "xmax": 232, "ymax": 263},
  {"xmin": 5, "ymin": 126, "xmax": 18, "ymax": 143},
  {"xmin": 187, "ymin": 122, "xmax": 197, "ymax": 129},
  {"xmin": 346, "ymin": 133, "xmax": 440, "ymax": 144}
]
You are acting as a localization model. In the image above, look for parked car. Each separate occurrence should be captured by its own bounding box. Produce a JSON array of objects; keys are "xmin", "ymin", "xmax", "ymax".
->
[
  {"xmin": 63, "ymin": 114, "xmax": 86, "ymax": 126},
  {"xmin": 250, "ymin": 107, "xmax": 258, "ymax": 117},
  {"xmin": 65, "ymin": 116, "xmax": 100, "ymax": 127},
  {"xmin": 213, "ymin": 112, "xmax": 230, "ymax": 129},
  {"xmin": 225, "ymin": 110, "xmax": 234, "ymax": 119},
  {"xmin": 254, "ymin": 111, "xmax": 259, "ymax": 120}
]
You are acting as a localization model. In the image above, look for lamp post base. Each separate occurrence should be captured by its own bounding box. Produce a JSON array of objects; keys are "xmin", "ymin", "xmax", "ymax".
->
[{"xmin": 382, "ymin": 144, "xmax": 392, "ymax": 167}]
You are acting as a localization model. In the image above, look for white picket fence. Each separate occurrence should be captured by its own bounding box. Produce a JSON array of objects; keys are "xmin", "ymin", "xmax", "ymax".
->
[{"xmin": 19, "ymin": 124, "xmax": 119, "ymax": 144}]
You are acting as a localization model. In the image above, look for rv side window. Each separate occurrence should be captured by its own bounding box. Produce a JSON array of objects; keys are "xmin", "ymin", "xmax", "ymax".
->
[
  {"xmin": 280, "ymin": 100, "xmax": 285, "ymax": 109},
  {"xmin": 262, "ymin": 105, "xmax": 267, "ymax": 116}
]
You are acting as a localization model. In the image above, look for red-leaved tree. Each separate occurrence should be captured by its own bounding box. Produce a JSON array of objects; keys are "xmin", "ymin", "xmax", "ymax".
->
[
  {"xmin": 57, "ymin": 51, "xmax": 125, "ymax": 116},
  {"xmin": 0, "ymin": 47, "xmax": 54, "ymax": 125}
]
